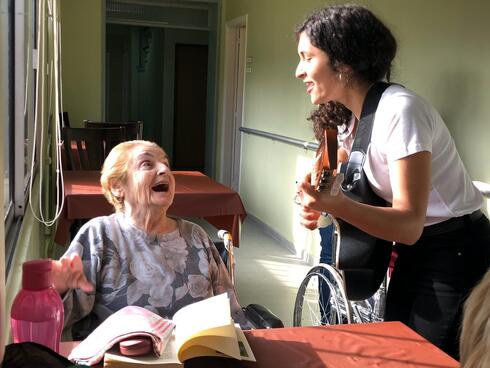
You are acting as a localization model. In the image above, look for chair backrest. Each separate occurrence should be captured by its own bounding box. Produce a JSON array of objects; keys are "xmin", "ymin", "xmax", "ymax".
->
[
  {"xmin": 62, "ymin": 126, "xmax": 126, "ymax": 170},
  {"xmin": 83, "ymin": 120, "xmax": 143, "ymax": 140}
]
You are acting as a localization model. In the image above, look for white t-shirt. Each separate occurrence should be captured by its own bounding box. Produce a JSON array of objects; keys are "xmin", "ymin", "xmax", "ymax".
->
[{"xmin": 339, "ymin": 84, "xmax": 483, "ymax": 226}]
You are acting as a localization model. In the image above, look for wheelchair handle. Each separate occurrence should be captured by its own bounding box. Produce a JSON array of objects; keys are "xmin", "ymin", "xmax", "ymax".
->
[{"xmin": 217, "ymin": 230, "xmax": 235, "ymax": 284}]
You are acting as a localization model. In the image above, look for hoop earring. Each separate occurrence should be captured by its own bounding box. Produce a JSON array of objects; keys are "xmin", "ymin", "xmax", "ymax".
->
[{"xmin": 338, "ymin": 73, "xmax": 342, "ymax": 81}]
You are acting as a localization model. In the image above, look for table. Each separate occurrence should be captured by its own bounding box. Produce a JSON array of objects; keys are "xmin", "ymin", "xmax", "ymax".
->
[
  {"xmin": 241, "ymin": 322, "xmax": 458, "ymax": 368},
  {"xmin": 54, "ymin": 171, "xmax": 247, "ymax": 246},
  {"xmin": 59, "ymin": 322, "xmax": 458, "ymax": 368}
]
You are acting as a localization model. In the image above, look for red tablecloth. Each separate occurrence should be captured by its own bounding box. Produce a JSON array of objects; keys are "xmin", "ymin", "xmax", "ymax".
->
[
  {"xmin": 241, "ymin": 322, "xmax": 458, "ymax": 368},
  {"xmin": 59, "ymin": 322, "xmax": 458, "ymax": 368},
  {"xmin": 54, "ymin": 171, "xmax": 246, "ymax": 246}
]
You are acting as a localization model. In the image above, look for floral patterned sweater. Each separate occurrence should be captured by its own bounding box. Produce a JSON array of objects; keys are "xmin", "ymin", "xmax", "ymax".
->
[{"xmin": 62, "ymin": 213, "xmax": 248, "ymax": 338}]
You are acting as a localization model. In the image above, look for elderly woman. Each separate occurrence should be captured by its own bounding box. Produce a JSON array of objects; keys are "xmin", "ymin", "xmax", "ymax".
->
[{"xmin": 52, "ymin": 140, "xmax": 247, "ymax": 338}]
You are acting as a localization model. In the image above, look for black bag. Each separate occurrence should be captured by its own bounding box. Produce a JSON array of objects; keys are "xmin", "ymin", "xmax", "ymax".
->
[
  {"xmin": 2, "ymin": 342, "xmax": 82, "ymax": 368},
  {"xmin": 337, "ymin": 82, "xmax": 393, "ymax": 301}
]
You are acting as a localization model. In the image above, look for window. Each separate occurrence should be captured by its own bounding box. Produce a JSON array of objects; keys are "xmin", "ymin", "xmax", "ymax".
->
[
  {"xmin": 2, "ymin": 0, "xmax": 13, "ymax": 229},
  {"xmin": 14, "ymin": 0, "xmax": 37, "ymax": 217},
  {"xmin": 4, "ymin": 0, "xmax": 37, "ymax": 269}
]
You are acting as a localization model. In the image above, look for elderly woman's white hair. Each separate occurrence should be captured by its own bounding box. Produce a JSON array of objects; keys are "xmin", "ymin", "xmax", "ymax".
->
[
  {"xmin": 100, "ymin": 140, "xmax": 162, "ymax": 212},
  {"xmin": 460, "ymin": 268, "xmax": 490, "ymax": 368}
]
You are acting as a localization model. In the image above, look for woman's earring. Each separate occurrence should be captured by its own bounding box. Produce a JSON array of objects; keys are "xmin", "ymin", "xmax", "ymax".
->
[{"xmin": 338, "ymin": 73, "xmax": 342, "ymax": 82}]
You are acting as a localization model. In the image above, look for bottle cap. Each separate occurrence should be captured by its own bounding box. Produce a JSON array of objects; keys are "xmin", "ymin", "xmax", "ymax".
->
[{"xmin": 22, "ymin": 259, "xmax": 53, "ymax": 290}]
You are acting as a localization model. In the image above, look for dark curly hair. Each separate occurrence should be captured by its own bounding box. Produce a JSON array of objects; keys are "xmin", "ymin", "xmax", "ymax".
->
[
  {"xmin": 296, "ymin": 4, "xmax": 397, "ymax": 83},
  {"xmin": 308, "ymin": 102, "xmax": 352, "ymax": 141}
]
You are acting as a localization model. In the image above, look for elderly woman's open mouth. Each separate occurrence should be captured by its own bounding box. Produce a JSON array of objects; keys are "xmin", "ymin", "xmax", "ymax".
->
[{"xmin": 152, "ymin": 183, "xmax": 169, "ymax": 192}]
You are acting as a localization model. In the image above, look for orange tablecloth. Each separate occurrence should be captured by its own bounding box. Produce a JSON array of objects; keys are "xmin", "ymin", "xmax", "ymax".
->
[
  {"xmin": 54, "ymin": 171, "xmax": 247, "ymax": 246},
  {"xmin": 59, "ymin": 322, "xmax": 458, "ymax": 368},
  {"xmin": 241, "ymin": 322, "xmax": 458, "ymax": 368}
]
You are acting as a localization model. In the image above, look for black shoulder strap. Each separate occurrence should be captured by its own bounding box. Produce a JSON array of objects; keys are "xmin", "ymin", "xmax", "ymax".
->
[
  {"xmin": 352, "ymin": 82, "xmax": 391, "ymax": 154},
  {"xmin": 341, "ymin": 82, "xmax": 391, "ymax": 190}
]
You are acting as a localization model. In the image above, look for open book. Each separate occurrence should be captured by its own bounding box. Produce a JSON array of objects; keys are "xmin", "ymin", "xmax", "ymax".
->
[{"xmin": 70, "ymin": 293, "xmax": 255, "ymax": 367}]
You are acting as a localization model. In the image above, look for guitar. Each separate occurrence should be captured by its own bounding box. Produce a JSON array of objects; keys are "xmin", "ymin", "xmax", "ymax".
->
[
  {"xmin": 311, "ymin": 128, "xmax": 342, "ymax": 195},
  {"xmin": 310, "ymin": 126, "xmax": 392, "ymax": 302}
]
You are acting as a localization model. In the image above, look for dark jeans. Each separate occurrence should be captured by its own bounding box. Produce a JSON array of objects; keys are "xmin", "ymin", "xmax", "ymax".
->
[
  {"xmin": 319, "ymin": 224, "xmax": 334, "ymax": 265},
  {"xmin": 318, "ymin": 224, "xmax": 334, "ymax": 322},
  {"xmin": 385, "ymin": 213, "xmax": 490, "ymax": 359}
]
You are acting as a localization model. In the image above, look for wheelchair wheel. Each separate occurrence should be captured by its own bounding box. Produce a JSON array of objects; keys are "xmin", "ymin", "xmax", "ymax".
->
[{"xmin": 293, "ymin": 264, "xmax": 352, "ymax": 326}]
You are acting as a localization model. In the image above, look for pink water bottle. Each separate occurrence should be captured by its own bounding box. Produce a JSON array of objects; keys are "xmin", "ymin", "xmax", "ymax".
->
[{"xmin": 10, "ymin": 259, "xmax": 64, "ymax": 352}]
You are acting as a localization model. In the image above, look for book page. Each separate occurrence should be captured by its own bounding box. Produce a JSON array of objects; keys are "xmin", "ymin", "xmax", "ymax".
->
[
  {"xmin": 178, "ymin": 334, "xmax": 238, "ymax": 362},
  {"xmin": 176, "ymin": 324, "xmax": 255, "ymax": 362},
  {"xmin": 173, "ymin": 293, "xmax": 231, "ymax": 340},
  {"xmin": 178, "ymin": 337, "xmax": 236, "ymax": 362},
  {"xmin": 234, "ymin": 325, "xmax": 255, "ymax": 362},
  {"xmin": 173, "ymin": 293, "xmax": 241, "ymax": 361}
]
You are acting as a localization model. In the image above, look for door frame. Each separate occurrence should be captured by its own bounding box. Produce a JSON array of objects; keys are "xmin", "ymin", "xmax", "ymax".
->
[{"xmin": 219, "ymin": 16, "xmax": 247, "ymax": 191}]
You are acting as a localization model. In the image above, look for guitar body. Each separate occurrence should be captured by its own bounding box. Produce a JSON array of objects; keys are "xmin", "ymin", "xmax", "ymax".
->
[{"xmin": 336, "ymin": 172, "xmax": 392, "ymax": 301}]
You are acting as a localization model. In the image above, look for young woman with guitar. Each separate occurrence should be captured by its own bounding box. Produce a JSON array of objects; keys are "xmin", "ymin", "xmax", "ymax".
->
[{"xmin": 294, "ymin": 4, "xmax": 490, "ymax": 359}]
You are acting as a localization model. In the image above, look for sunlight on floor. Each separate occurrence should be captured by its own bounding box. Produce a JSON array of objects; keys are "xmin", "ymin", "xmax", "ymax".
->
[
  {"xmin": 254, "ymin": 259, "xmax": 311, "ymax": 288},
  {"xmin": 233, "ymin": 219, "xmax": 316, "ymax": 327}
]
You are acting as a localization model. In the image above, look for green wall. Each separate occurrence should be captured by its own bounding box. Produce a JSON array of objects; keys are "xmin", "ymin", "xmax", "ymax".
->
[
  {"xmin": 220, "ymin": 0, "xmax": 490, "ymax": 256},
  {"xmin": 60, "ymin": 0, "xmax": 104, "ymax": 126}
]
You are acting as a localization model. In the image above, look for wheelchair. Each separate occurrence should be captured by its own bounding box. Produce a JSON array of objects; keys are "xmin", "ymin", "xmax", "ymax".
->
[{"xmin": 293, "ymin": 217, "xmax": 390, "ymax": 327}]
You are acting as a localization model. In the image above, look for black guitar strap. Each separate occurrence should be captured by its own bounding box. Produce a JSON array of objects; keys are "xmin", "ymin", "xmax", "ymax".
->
[
  {"xmin": 337, "ymin": 81, "xmax": 393, "ymax": 301},
  {"xmin": 341, "ymin": 82, "xmax": 390, "ymax": 193},
  {"xmin": 353, "ymin": 82, "xmax": 391, "ymax": 151}
]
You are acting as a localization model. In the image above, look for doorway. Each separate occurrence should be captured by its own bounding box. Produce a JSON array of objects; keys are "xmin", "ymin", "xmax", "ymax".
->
[
  {"xmin": 105, "ymin": 25, "xmax": 165, "ymax": 145},
  {"xmin": 105, "ymin": 0, "xmax": 219, "ymax": 176},
  {"xmin": 105, "ymin": 29, "xmax": 130, "ymax": 122},
  {"xmin": 173, "ymin": 44, "xmax": 208, "ymax": 171}
]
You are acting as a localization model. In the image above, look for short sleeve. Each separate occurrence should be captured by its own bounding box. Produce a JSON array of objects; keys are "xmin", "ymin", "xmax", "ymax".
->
[{"xmin": 380, "ymin": 94, "xmax": 434, "ymax": 162}]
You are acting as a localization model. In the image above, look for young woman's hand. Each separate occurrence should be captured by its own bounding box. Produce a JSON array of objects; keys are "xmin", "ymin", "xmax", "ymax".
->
[
  {"xmin": 299, "ymin": 206, "xmax": 322, "ymax": 230},
  {"xmin": 51, "ymin": 253, "xmax": 94, "ymax": 295},
  {"xmin": 297, "ymin": 172, "xmax": 344, "ymax": 218}
]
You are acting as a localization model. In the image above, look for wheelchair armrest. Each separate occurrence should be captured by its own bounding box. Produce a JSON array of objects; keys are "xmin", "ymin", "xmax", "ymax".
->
[{"xmin": 243, "ymin": 304, "xmax": 284, "ymax": 329}]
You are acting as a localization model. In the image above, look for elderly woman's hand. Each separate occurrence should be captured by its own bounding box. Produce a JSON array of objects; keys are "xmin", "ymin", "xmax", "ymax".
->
[{"xmin": 51, "ymin": 253, "xmax": 94, "ymax": 295}]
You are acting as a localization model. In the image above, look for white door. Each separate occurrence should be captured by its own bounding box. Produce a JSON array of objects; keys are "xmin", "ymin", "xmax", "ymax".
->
[
  {"xmin": 220, "ymin": 17, "xmax": 247, "ymax": 191},
  {"xmin": 230, "ymin": 25, "xmax": 246, "ymax": 191}
]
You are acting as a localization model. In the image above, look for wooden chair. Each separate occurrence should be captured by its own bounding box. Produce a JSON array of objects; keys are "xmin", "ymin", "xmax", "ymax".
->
[
  {"xmin": 83, "ymin": 120, "xmax": 143, "ymax": 140},
  {"xmin": 62, "ymin": 126, "xmax": 126, "ymax": 170}
]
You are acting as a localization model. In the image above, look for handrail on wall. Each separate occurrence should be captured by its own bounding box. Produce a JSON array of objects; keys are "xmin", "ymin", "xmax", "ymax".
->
[
  {"xmin": 239, "ymin": 127, "xmax": 318, "ymax": 152},
  {"xmin": 473, "ymin": 181, "xmax": 490, "ymax": 199},
  {"xmin": 239, "ymin": 127, "xmax": 490, "ymax": 200}
]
